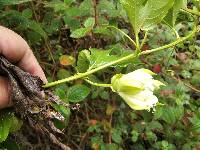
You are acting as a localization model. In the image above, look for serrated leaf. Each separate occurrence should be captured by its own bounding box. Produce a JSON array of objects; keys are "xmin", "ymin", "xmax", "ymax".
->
[
  {"xmin": 76, "ymin": 47, "xmax": 136, "ymax": 72},
  {"xmin": 148, "ymin": 121, "xmax": 163, "ymax": 130},
  {"xmin": 57, "ymin": 69, "xmax": 71, "ymax": 80},
  {"xmin": 0, "ymin": 112, "xmax": 13, "ymax": 143},
  {"xmin": 63, "ymin": 14, "xmax": 81, "ymax": 30},
  {"xmin": 84, "ymin": 17, "xmax": 95, "ymax": 28},
  {"xmin": 22, "ymin": 8, "xmax": 33, "ymax": 19},
  {"xmin": 191, "ymin": 73, "xmax": 200, "ymax": 87},
  {"xmin": 67, "ymin": 85, "xmax": 90, "ymax": 102},
  {"xmin": 79, "ymin": 0, "xmax": 94, "ymax": 16},
  {"xmin": 64, "ymin": 0, "xmax": 75, "ymax": 5},
  {"xmin": 93, "ymin": 27, "xmax": 111, "ymax": 36},
  {"xmin": 0, "ymin": 111, "xmax": 22, "ymax": 143},
  {"xmin": 97, "ymin": 0, "xmax": 122, "ymax": 18},
  {"xmin": 158, "ymin": 106, "xmax": 184, "ymax": 125},
  {"xmin": 111, "ymin": 129, "xmax": 122, "ymax": 144},
  {"xmin": 142, "ymin": 0, "xmax": 174, "ymax": 30},
  {"xmin": 44, "ymin": 0, "xmax": 69, "ymax": 12},
  {"xmin": 86, "ymin": 48, "xmax": 133, "ymax": 69},
  {"xmin": 120, "ymin": 0, "xmax": 145, "ymax": 34},
  {"xmin": 0, "ymin": 0, "xmax": 32, "ymax": 5},
  {"xmin": 131, "ymin": 130, "xmax": 139, "ymax": 142},
  {"xmin": 52, "ymin": 104, "xmax": 70, "ymax": 120},
  {"xmin": 120, "ymin": 0, "xmax": 174, "ymax": 34},
  {"xmin": 28, "ymin": 20, "xmax": 47, "ymax": 39},
  {"xmin": 164, "ymin": 0, "xmax": 186, "ymax": 27},
  {"xmin": 76, "ymin": 50, "xmax": 90, "ymax": 73},
  {"xmin": 55, "ymin": 88, "xmax": 67, "ymax": 101},
  {"xmin": 0, "ymin": 10, "xmax": 47, "ymax": 39},
  {"xmin": 70, "ymin": 27, "xmax": 91, "ymax": 38},
  {"xmin": 189, "ymin": 116, "xmax": 200, "ymax": 133}
]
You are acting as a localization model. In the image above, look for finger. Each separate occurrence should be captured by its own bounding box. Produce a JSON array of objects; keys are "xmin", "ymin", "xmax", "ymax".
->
[
  {"xmin": 0, "ymin": 26, "xmax": 29, "ymax": 62},
  {"xmin": 17, "ymin": 49, "xmax": 47, "ymax": 83},
  {"xmin": 0, "ymin": 26, "xmax": 47, "ymax": 83},
  {"xmin": 0, "ymin": 76, "xmax": 11, "ymax": 109}
]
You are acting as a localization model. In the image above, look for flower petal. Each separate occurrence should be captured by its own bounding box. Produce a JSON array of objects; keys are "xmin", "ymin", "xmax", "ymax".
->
[
  {"xmin": 121, "ymin": 69, "xmax": 153, "ymax": 82},
  {"xmin": 119, "ymin": 90, "xmax": 158, "ymax": 110}
]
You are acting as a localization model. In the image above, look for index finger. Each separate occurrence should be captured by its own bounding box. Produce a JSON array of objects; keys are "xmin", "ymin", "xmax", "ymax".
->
[{"xmin": 0, "ymin": 26, "xmax": 47, "ymax": 83}]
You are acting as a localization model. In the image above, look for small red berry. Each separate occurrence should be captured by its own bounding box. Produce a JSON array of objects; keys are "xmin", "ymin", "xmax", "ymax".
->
[{"xmin": 152, "ymin": 64, "xmax": 162, "ymax": 73}]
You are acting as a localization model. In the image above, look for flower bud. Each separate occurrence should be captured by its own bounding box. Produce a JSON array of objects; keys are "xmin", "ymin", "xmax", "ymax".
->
[{"xmin": 111, "ymin": 69, "xmax": 164, "ymax": 110}]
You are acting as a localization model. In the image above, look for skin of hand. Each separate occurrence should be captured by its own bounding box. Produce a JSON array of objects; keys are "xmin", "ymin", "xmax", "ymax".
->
[{"xmin": 0, "ymin": 26, "xmax": 47, "ymax": 109}]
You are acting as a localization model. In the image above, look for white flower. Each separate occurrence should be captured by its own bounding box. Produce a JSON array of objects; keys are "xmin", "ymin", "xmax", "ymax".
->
[{"xmin": 111, "ymin": 69, "xmax": 164, "ymax": 110}]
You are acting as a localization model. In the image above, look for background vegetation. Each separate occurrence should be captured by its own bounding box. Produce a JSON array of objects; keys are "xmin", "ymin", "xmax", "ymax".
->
[{"xmin": 0, "ymin": 0, "xmax": 200, "ymax": 149}]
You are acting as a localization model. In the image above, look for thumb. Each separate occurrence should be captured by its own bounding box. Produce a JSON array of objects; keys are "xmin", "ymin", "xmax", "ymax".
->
[{"xmin": 0, "ymin": 76, "xmax": 11, "ymax": 109}]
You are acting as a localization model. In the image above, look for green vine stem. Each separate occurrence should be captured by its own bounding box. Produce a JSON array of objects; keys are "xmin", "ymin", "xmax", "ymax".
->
[
  {"xmin": 140, "ymin": 25, "xmax": 198, "ymax": 55},
  {"xmin": 84, "ymin": 78, "xmax": 111, "ymax": 87},
  {"xmin": 43, "ymin": 25, "xmax": 198, "ymax": 88}
]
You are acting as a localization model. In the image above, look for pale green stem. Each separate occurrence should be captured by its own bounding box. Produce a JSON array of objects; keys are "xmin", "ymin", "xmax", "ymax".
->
[
  {"xmin": 84, "ymin": 78, "xmax": 111, "ymax": 87},
  {"xmin": 162, "ymin": 20, "xmax": 180, "ymax": 39},
  {"xmin": 172, "ymin": 28, "xmax": 180, "ymax": 39},
  {"xmin": 182, "ymin": 8, "xmax": 200, "ymax": 16},
  {"xmin": 43, "ymin": 54, "xmax": 137, "ymax": 88},
  {"xmin": 140, "ymin": 31, "xmax": 148, "ymax": 49},
  {"xmin": 135, "ymin": 33, "xmax": 140, "ymax": 52},
  {"xmin": 43, "ymin": 26, "xmax": 197, "ymax": 88},
  {"xmin": 106, "ymin": 26, "xmax": 137, "ymax": 48}
]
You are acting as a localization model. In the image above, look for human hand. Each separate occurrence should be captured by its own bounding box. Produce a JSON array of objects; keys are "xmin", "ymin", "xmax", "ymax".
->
[{"xmin": 0, "ymin": 26, "xmax": 47, "ymax": 109}]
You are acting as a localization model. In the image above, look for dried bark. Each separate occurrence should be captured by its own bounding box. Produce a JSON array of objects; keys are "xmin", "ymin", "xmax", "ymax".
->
[{"xmin": 0, "ymin": 55, "xmax": 70, "ymax": 150}]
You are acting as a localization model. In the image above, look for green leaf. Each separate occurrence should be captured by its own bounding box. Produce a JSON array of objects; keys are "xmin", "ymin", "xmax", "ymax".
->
[
  {"xmin": 164, "ymin": 0, "xmax": 186, "ymax": 27},
  {"xmin": 97, "ymin": 0, "xmax": 122, "ymax": 18},
  {"xmin": 44, "ymin": 0, "xmax": 69, "ymax": 12},
  {"xmin": 189, "ymin": 116, "xmax": 200, "ymax": 133},
  {"xmin": 79, "ymin": 0, "xmax": 94, "ymax": 16},
  {"xmin": 83, "ymin": 48, "xmax": 133, "ymax": 70},
  {"xmin": 93, "ymin": 27, "xmax": 111, "ymax": 36},
  {"xmin": 157, "ymin": 106, "xmax": 184, "ymax": 125},
  {"xmin": 64, "ymin": 0, "xmax": 74, "ymax": 5},
  {"xmin": 27, "ymin": 20, "xmax": 47, "ymax": 39},
  {"xmin": 148, "ymin": 121, "xmax": 163, "ymax": 130},
  {"xmin": 0, "ymin": 111, "xmax": 22, "ymax": 143},
  {"xmin": 120, "ymin": 0, "xmax": 145, "ymax": 34},
  {"xmin": 0, "ymin": 139, "xmax": 20, "ymax": 150},
  {"xmin": 131, "ymin": 130, "xmax": 139, "ymax": 142},
  {"xmin": 191, "ymin": 73, "xmax": 200, "ymax": 87},
  {"xmin": 111, "ymin": 129, "xmax": 122, "ymax": 144},
  {"xmin": 143, "ymin": 0, "xmax": 174, "ymax": 30},
  {"xmin": 146, "ymin": 131, "xmax": 157, "ymax": 142},
  {"xmin": 52, "ymin": 104, "xmax": 71, "ymax": 120},
  {"xmin": 67, "ymin": 85, "xmax": 90, "ymax": 102},
  {"xmin": 63, "ymin": 14, "xmax": 81, "ymax": 30},
  {"xmin": 22, "ymin": 8, "xmax": 33, "ymax": 19},
  {"xmin": 120, "ymin": 0, "xmax": 174, "ymax": 34},
  {"xmin": 70, "ymin": 27, "xmax": 91, "ymax": 38},
  {"xmin": 57, "ymin": 69, "xmax": 71, "ymax": 80},
  {"xmin": 0, "ymin": 10, "xmax": 47, "ymax": 39},
  {"xmin": 189, "ymin": 59, "xmax": 200, "ymax": 70},
  {"xmin": 0, "ymin": 0, "xmax": 32, "ymax": 5},
  {"xmin": 0, "ymin": 112, "xmax": 13, "ymax": 143},
  {"xmin": 55, "ymin": 88, "xmax": 67, "ymax": 101},
  {"xmin": 84, "ymin": 17, "xmax": 95, "ymax": 28},
  {"xmin": 76, "ymin": 50, "xmax": 90, "ymax": 73}
]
